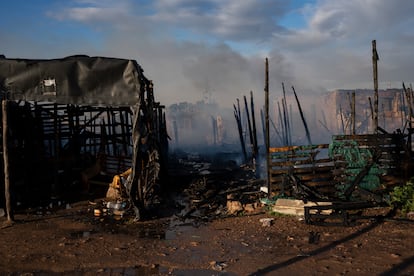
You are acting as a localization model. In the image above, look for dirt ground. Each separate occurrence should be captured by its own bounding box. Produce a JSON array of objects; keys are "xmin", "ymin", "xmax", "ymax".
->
[{"xmin": 1, "ymin": 196, "xmax": 414, "ymax": 276}]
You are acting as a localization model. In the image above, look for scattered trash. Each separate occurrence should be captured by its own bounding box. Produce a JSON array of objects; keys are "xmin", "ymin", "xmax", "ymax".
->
[
  {"xmin": 209, "ymin": 261, "xmax": 228, "ymax": 271},
  {"xmin": 390, "ymin": 253, "xmax": 401, "ymax": 258},
  {"xmin": 241, "ymin": 241, "xmax": 249, "ymax": 247},
  {"xmin": 259, "ymin": 218, "xmax": 274, "ymax": 227},
  {"xmin": 112, "ymin": 209, "xmax": 125, "ymax": 217},
  {"xmin": 260, "ymin": 186, "xmax": 268, "ymax": 193},
  {"xmin": 272, "ymin": 198, "xmax": 332, "ymax": 217},
  {"xmin": 260, "ymin": 197, "xmax": 278, "ymax": 206},
  {"xmin": 89, "ymin": 200, "xmax": 129, "ymax": 219},
  {"xmin": 106, "ymin": 201, "xmax": 126, "ymax": 211}
]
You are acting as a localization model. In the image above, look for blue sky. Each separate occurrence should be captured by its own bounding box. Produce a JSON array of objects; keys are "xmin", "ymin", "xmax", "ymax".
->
[{"xmin": 1, "ymin": 0, "xmax": 414, "ymax": 108}]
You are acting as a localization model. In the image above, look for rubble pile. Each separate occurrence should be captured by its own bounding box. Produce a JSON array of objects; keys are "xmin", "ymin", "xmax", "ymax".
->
[{"xmin": 170, "ymin": 153, "xmax": 266, "ymax": 221}]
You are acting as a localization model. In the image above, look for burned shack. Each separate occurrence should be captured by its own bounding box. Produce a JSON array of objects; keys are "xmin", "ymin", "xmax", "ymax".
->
[
  {"xmin": 265, "ymin": 122, "xmax": 411, "ymax": 225},
  {"xmin": 264, "ymin": 87, "xmax": 412, "ymax": 224},
  {"xmin": 0, "ymin": 55, "xmax": 168, "ymax": 220},
  {"xmin": 258, "ymin": 54, "xmax": 414, "ymax": 225}
]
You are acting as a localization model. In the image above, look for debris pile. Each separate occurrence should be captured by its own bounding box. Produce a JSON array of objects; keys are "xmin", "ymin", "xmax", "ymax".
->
[{"xmin": 169, "ymin": 153, "xmax": 266, "ymax": 222}]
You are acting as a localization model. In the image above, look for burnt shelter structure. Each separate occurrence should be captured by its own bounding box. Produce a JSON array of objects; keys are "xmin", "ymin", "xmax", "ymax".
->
[{"xmin": 0, "ymin": 55, "xmax": 168, "ymax": 220}]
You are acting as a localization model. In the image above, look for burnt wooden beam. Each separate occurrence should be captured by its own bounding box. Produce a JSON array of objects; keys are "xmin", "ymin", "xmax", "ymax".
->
[
  {"xmin": 243, "ymin": 94, "xmax": 254, "ymax": 156},
  {"xmin": 292, "ymin": 86, "xmax": 312, "ymax": 145},
  {"xmin": 234, "ymin": 101, "xmax": 247, "ymax": 163}
]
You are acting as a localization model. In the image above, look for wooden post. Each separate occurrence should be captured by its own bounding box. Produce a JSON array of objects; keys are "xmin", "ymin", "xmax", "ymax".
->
[
  {"xmin": 403, "ymin": 83, "xmax": 412, "ymax": 152},
  {"xmin": 401, "ymin": 89, "xmax": 405, "ymax": 128},
  {"xmin": 3, "ymin": 99, "xmax": 13, "ymax": 222},
  {"xmin": 234, "ymin": 101, "xmax": 247, "ymax": 163},
  {"xmin": 277, "ymin": 101, "xmax": 285, "ymax": 143},
  {"xmin": 250, "ymin": 91, "xmax": 258, "ymax": 159},
  {"xmin": 265, "ymin": 58, "xmax": 271, "ymax": 197},
  {"xmin": 372, "ymin": 40, "xmax": 379, "ymax": 134},
  {"xmin": 292, "ymin": 86, "xmax": 312, "ymax": 145},
  {"xmin": 352, "ymin": 91, "xmax": 356, "ymax": 135},
  {"xmin": 260, "ymin": 109, "xmax": 266, "ymax": 148},
  {"xmin": 243, "ymin": 95, "xmax": 254, "ymax": 157},
  {"xmin": 339, "ymin": 105, "xmax": 345, "ymax": 134},
  {"xmin": 281, "ymin": 83, "xmax": 289, "ymax": 145}
]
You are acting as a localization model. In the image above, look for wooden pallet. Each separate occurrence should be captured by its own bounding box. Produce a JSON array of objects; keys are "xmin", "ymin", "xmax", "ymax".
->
[{"xmin": 268, "ymin": 144, "xmax": 336, "ymax": 198}]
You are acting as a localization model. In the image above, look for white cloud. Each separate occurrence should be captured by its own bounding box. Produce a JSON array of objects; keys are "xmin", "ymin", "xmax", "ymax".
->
[
  {"xmin": 270, "ymin": 0, "xmax": 414, "ymax": 92},
  {"xmin": 47, "ymin": 0, "xmax": 135, "ymax": 23},
  {"xmin": 152, "ymin": 0, "xmax": 289, "ymax": 41}
]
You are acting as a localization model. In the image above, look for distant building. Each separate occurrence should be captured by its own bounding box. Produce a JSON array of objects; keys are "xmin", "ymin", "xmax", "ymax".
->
[
  {"xmin": 323, "ymin": 88, "xmax": 406, "ymax": 134},
  {"xmin": 166, "ymin": 101, "xmax": 237, "ymax": 150}
]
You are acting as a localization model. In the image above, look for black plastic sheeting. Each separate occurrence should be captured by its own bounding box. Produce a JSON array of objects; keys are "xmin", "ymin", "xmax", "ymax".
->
[
  {"xmin": 0, "ymin": 55, "xmax": 168, "ymax": 219},
  {"xmin": 0, "ymin": 55, "xmax": 146, "ymax": 106}
]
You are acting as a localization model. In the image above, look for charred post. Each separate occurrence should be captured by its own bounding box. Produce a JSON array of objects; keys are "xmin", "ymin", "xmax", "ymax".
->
[
  {"xmin": 250, "ymin": 91, "xmax": 259, "ymax": 160},
  {"xmin": 234, "ymin": 101, "xmax": 247, "ymax": 163},
  {"xmin": 282, "ymin": 83, "xmax": 290, "ymax": 145},
  {"xmin": 265, "ymin": 58, "xmax": 270, "ymax": 197},
  {"xmin": 372, "ymin": 40, "xmax": 379, "ymax": 134},
  {"xmin": 243, "ymin": 95, "xmax": 254, "ymax": 159},
  {"xmin": 352, "ymin": 91, "xmax": 356, "ymax": 135},
  {"xmin": 292, "ymin": 86, "xmax": 312, "ymax": 145}
]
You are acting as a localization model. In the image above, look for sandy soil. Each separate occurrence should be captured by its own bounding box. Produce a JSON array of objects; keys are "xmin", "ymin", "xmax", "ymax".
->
[{"xmin": 1, "ymin": 197, "xmax": 414, "ymax": 276}]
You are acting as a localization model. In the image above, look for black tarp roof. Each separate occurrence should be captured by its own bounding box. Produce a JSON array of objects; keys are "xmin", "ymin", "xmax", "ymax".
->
[{"xmin": 0, "ymin": 55, "xmax": 148, "ymax": 106}]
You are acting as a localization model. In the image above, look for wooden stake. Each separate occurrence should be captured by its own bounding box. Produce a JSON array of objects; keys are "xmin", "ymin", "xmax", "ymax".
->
[
  {"xmin": 265, "ymin": 58, "xmax": 270, "ymax": 197},
  {"xmin": 243, "ymin": 95, "xmax": 254, "ymax": 156},
  {"xmin": 234, "ymin": 101, "xmax": 247, "ymax": 163},
  {"xmin": 250, "ymin": 91, "xmax": 258, "ymax": 159},
  {"xmin": 2, "ymin": 99, "xmax": 13, "ymax": 222},
  {"xmin": 281, "ymin": 83, "xmax": 289, "ymax": 145},
  {"xmin": 352, "ymin": 91, "xmax": 356, "ymax": 135},
  {"xmin": 339, "ymin": 104, "xmax": 345, "ymax": 134},
  {"xmin": 372, "ymin": 40, "xmax": 379, "ymax": 133},
  {"xmin": 403, "ymin": 82, "xmax": 412, "ymax": 152},
  {"xmin": 292, "ymin": 86, "xmax": 312, "ymax": 145},
  {"xmin": 260, "ymin": 109, "xmax": 266, "ymax": 149}
]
